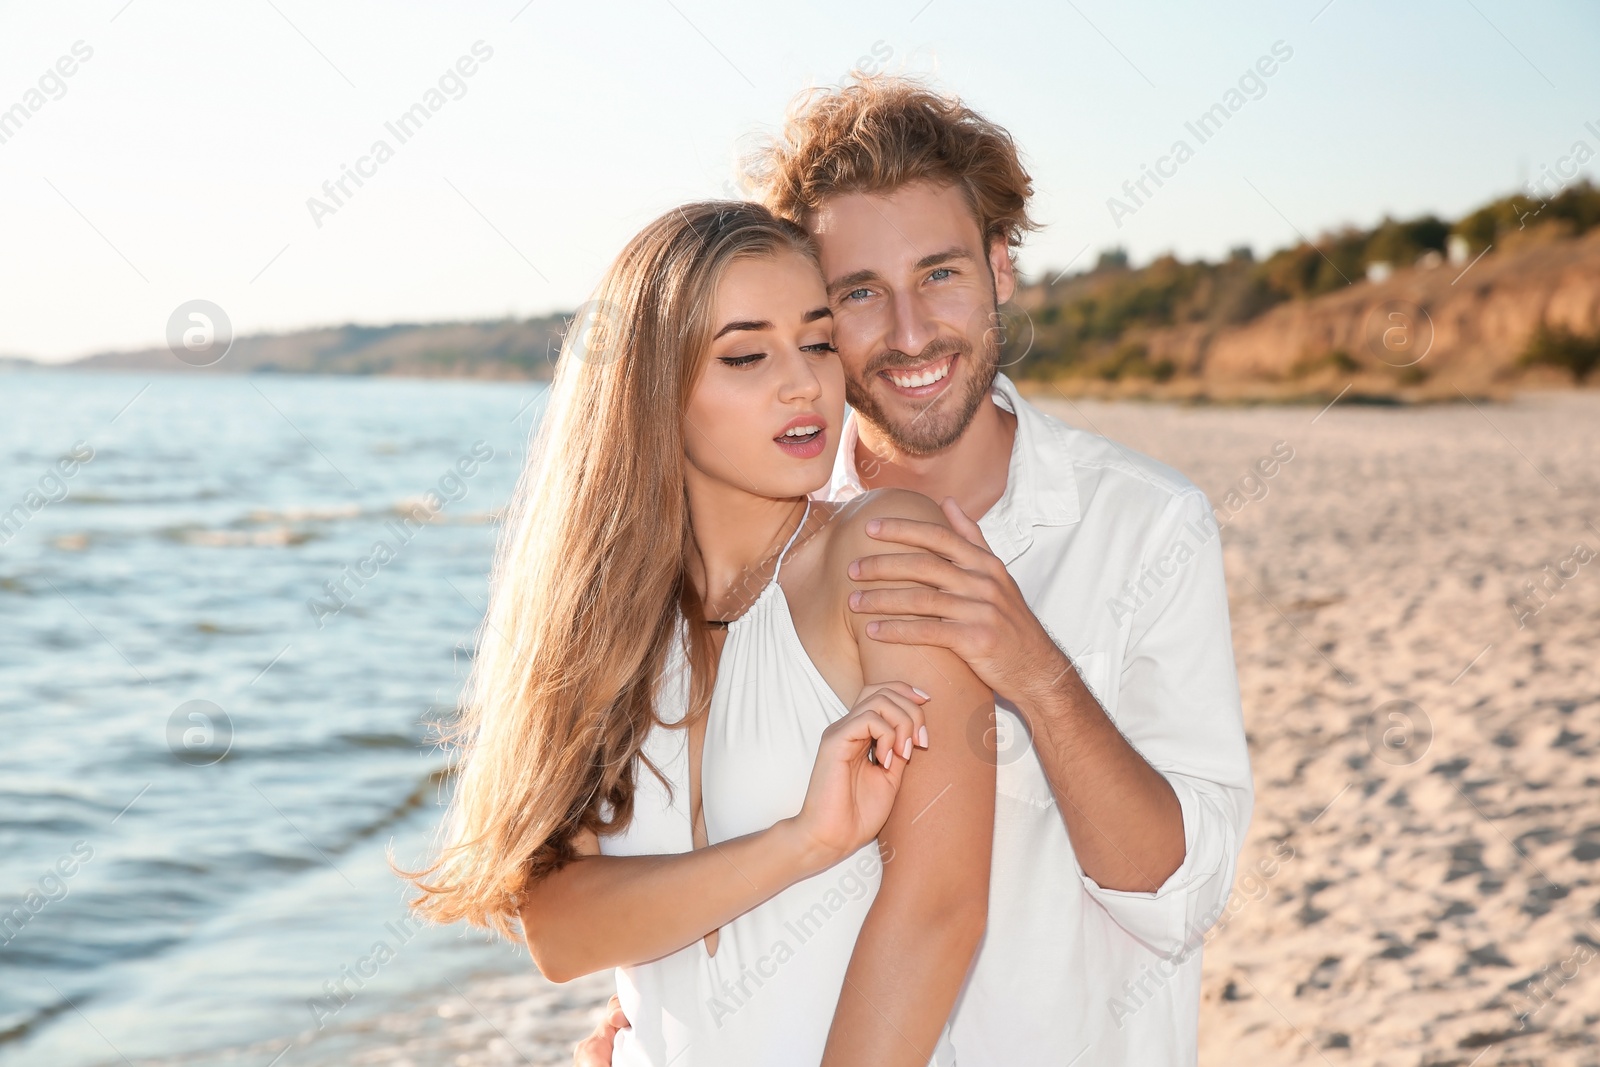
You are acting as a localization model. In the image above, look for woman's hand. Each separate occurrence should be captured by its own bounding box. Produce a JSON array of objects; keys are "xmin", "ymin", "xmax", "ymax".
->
[{"xmin": 788, "ymin": 682, "xmax": 930, "ymax": 871}]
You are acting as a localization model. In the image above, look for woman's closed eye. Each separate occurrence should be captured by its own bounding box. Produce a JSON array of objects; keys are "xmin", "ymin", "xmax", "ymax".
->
[{"xmin": 720, "ymin": 341, "xmax": 834, "ymax": 367}]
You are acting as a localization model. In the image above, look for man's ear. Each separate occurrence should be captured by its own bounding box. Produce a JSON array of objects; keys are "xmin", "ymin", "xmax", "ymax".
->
[{"xmin": 987, "ymin": 235, "xmax": 1017, "ymax": 305}]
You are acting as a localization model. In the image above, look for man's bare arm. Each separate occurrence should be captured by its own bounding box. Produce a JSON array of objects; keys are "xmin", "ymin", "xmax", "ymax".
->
[{"xmin": 847, "ymin": 498, "xmax": 1183, "ymax": 891}]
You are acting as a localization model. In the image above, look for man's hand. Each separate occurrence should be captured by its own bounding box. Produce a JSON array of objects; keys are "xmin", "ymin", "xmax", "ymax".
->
[
  {"xmin": 847, "ymin": 496, "xmax": 1070, "ymax": 706},
  {"xmin": 573, "ymin": 994, "xmax": 627, "ymax": 1067},
  {"xmin": 851, "ymin": 496, "xmax": 1187, "ymax": 893}
]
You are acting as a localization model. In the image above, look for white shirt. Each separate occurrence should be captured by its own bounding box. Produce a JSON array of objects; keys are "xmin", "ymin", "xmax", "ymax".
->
[{"xmin": 822, "ymin": 374, "xmax": 1253, "ymax": 1066}]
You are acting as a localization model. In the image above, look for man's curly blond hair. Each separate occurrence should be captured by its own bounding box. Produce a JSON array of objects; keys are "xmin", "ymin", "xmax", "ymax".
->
[{"xmin": 746, "ymin": 74, "xmax": 1039, "ymax": 262}]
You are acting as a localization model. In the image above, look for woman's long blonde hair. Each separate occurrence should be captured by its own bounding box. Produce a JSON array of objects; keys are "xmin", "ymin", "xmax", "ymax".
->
[{"xmin": 403, "ymin": 202, "xmax": 816, "ymax": 937}]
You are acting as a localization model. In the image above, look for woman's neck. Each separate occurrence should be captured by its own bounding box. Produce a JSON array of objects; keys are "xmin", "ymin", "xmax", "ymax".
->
[{"xmin": 683, "ymin": 473, "xmax": 807, "ymax": 612}]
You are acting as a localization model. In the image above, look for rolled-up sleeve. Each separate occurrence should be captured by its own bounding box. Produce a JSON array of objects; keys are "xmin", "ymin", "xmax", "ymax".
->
[{"xmin": 1079, "ymin": 488, "xmax": 1254, "ymax": 959}]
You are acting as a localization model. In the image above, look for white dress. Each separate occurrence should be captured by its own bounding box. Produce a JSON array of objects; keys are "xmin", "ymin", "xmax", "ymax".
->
[{"xmin": 599, "ymin": 504, "xmax": 955, "ymax": 1066}]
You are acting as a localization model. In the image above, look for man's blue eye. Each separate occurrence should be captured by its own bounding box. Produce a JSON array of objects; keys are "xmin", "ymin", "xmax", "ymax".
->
[
  {"xmin": 929, "ymin": 267, "xmax": 952, "ymax": 281},
  {"xmin": 847, "ymin": 288, "xmax": 871, "ymax": 301}
]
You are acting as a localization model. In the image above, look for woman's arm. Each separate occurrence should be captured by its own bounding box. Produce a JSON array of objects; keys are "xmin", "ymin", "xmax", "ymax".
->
[
  {"xmin": 822, "ymin": 491, "xmax": 997, "ymax": 1067},
  {"xmin": 520, "ymin": 684, "xmax": 927, "ymax": 984},
  {"xmin": 520, "ymin": 820, "xmax": 826, "ymax": 983}
]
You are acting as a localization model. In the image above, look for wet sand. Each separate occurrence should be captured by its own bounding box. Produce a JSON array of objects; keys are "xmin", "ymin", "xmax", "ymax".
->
[{"xmin": 332, "ymin": 389, "xmax": 1600, "ymax": 1067}]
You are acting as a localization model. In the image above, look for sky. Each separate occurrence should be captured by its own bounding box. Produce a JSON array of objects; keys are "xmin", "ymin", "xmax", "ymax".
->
[{"xmin": 1, "ymin": 0, "xmax": 1597, "ymax": 362}]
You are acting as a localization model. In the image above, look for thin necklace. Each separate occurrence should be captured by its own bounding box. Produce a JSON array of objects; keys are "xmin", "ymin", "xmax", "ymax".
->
[{"xmin": 703, "ymin": 501, "xmax": 808, "ymax": 628}]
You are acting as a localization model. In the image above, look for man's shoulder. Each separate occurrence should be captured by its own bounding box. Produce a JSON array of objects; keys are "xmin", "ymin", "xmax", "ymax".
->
[{"xmin": 1014, "ymin": 392, "xmax": 1206, "ymax": 516}]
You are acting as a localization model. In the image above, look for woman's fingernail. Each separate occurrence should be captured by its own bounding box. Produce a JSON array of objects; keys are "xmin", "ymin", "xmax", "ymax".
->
[
  {"xmin": 918, "ymin": 725, "xmax": 929, "ymax": 748},
  {"xmin": 883, "ymin": 748, "xmax": 894, "ymax": 771},
  {"xmin": 911, "ymin": 686, "xmax": 929, "ymax": 700},
  {"xmin": 902, "ymin": 737, "xmax": 913, "ymax": 760}
]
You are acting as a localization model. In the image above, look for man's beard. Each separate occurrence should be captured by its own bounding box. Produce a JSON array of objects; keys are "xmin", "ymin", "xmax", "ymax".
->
[{"xmin": 845, "ymin": 312, "xmax": 1001, "ymax": 457}]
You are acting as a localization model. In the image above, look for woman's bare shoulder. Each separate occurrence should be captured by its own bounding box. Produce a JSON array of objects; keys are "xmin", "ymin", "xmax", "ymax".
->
[
  {"xmin": 811, "ymin": 489, "xmax": 949, "ymax": 566},
  {"xmin": 834, "ymin": 488, "xmax": 947, "ymax": 536}
]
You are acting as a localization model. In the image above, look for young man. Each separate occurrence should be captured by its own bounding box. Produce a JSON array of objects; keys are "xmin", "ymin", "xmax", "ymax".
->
[{"xmin": 575, "ymin": 77, "xmax": 1252, "ymax": 1065}]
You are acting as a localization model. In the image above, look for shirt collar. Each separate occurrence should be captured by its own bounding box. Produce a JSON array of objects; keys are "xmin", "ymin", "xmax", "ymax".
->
[{"xmin": 823, "ymin": 373, "xmax": 1081, "ymax": 561}]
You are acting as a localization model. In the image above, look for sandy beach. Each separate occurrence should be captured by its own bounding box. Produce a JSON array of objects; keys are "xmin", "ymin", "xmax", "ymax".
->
[{"xmin": 310, "ymin": 389, "xmax": 1599, "ymax": 1067}]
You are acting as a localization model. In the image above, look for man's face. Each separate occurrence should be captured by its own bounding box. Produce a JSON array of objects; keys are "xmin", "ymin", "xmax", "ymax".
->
[{"xmin": 808, "ymin": 180, "xmax": 1016, "ymax": 455}]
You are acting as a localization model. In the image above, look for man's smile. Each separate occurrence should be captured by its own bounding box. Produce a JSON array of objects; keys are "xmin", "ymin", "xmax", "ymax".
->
[{"xmin": 879, "ymin": 352, "xmax": 958, "ymax": 399}]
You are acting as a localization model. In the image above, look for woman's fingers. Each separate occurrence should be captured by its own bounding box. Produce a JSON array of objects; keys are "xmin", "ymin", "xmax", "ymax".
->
[
  {"xmin": 835, "ymin": 679, "xmax": 937, "ymax": 774},
  {"xmin": 847, "ymin": 699, "xmax": 904, "ymax": 769},
  {"xmin": 828, "ymin": 705, "xmax": 899, "ymax": 772},
  {"xmin": 853, "ymin": 707, "xmax": 901, "ymax": 771},
  {"xmin": 871, "ymin": 692, "xmax": 923, "ymax": 764},
  {"xmin": 854, "ymin": 682, "xmax": 931, "ymax": 756},
  {"xmin": 862, "ymin": 679, "xmax": 929, "ymax": 706}
]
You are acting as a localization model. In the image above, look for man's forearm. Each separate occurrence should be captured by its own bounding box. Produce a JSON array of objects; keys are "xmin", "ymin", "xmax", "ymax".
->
[{"xmin": 1021, "ymin": 659, "xmax": 1185, "ymax": 893}]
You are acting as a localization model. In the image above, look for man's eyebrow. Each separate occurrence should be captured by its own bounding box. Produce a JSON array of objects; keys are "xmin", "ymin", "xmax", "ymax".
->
[
  {"xmin": 826, "ymin": 269, "xmax": 878, "ymax": 298},
  {"xmin": 913, "ymin": 245, "xmax": 975, "ymax": 271},
  {"xmin": 802, "ymin": 306, "xmax": 832, "ymax": 323},
  {"xmin": 711, "ymin": 319, "xmax": 771, "ymax": 340}
]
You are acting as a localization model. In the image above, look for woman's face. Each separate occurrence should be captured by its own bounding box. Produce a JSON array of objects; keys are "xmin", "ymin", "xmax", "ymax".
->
[{"xmin": 684, "ymin": 250, "xmax": 845, "ymax": 500}]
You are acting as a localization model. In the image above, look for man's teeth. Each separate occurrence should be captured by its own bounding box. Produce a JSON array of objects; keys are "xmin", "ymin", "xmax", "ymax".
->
[
  {"xmin": 887, "ymin": 361, "xmax": 951, "ymax": 389},
  {"xmin": 782, "ymin": 425, "xmax": 821, "ymax": 437}
]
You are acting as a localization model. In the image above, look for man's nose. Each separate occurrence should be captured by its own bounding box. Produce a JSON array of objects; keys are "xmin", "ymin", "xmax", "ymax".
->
[{"xmin": 887, "ymin": 288, "xmax": 939, "ymax": 361}]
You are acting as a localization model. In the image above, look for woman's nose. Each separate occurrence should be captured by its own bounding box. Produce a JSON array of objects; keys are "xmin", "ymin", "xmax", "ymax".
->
[{"xmin": 778, "ymin": 349, "xmax": 823, "ymax": 403}]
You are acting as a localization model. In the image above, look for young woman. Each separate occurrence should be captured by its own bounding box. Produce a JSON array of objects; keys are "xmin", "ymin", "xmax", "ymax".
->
[{"xmin": 405, "ymin": 202, "xmax": 994, "ymax": 1066}]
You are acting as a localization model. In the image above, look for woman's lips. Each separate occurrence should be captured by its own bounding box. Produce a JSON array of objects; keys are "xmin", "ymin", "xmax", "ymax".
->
[{"xmin": 774, "ymin": 426, "xmax": 826, "ymax": 459}]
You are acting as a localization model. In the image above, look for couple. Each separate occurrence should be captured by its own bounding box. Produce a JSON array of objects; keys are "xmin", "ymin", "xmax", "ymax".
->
[{"xmin": 408, "ymin": 77, "xmax": 1253, "ymax": 1066}]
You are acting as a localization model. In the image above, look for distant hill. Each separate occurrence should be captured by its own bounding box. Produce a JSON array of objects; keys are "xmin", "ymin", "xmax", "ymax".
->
[
  {"xmin": 1012, "ymin": 180, "xmax": 1600, "ymax": 400},
  {"xmin": 17, "ymin": 182, "xmax": 1600, "ymax": 399},
  {"xmin": 35, "ymin": 315, "xmax": 571, "ymax": 379}
]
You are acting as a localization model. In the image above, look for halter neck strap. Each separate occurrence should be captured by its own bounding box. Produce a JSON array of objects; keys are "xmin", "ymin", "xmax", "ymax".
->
[{"xmin": 771, "ymin": 499, "xmax": 811, "ymax": 581}]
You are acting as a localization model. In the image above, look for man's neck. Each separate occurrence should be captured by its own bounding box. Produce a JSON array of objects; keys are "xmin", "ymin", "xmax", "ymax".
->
[{"xmin": 853, "ymin": 392, "xmax": 1016, "ymax": 520}]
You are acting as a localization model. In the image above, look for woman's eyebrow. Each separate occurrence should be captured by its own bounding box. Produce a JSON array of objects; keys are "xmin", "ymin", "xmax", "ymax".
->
[
  {"xmin": 712, "ymin": 319, "xmax": 771, "ymax": 340},
  {"xmin": 713, "ymin": 308, "xmax": 831, "ymax": 338}
]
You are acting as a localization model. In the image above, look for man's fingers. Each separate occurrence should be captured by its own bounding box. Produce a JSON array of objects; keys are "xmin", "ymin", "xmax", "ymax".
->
[
  {"xmin": 850, "ymin": 550, "xmax": 970, "ymax": 589},
  {"xmin": 864, "ymin": 516, "xmax": 977, "ymax": 560},
  {"xmin": 864, "ymin": 618, "xmax": 963, "ymax": 650},
  {"xmin": 572, "ymin": 994, "xmax": 626, "ymax": 1066},
  {"xmin": 940, "ymin": 496, "xmax": 992, "ymax": 552},
  {"xmin": 851, "ymin": 586, "xmax": 967, "ymax": 620},
  {"xmin": 573, "ymin": 1033, "xmax": 613, "ymax": 1067}
]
